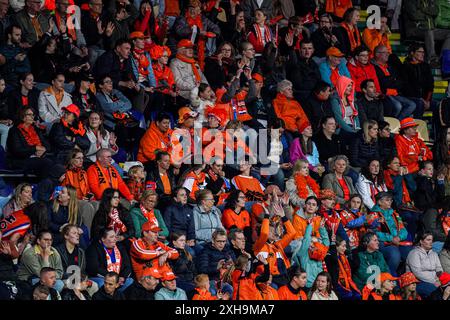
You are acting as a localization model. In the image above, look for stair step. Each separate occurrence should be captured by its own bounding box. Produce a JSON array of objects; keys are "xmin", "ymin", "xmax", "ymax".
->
[
  {"xmin": 434, "ymin": 88, "xmax": 446, "ymax": 94},
  {"xmin": 435, "ymin": 80, "xmax": 448, "ymax": 88},
  {"xmin": 389, "ymin": 33, "xmax": 401, "ymax": 40}
]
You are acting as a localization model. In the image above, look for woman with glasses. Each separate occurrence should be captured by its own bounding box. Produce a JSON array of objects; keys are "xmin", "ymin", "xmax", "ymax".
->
[
  {"xmin": 91, "ymin": 188, "xmax": 134, "ymax": 244},
  {"xmin": 6, "ymin": 107, "xmax": 53, "ymax": 178},
  {"xmin": 204, "ymin": 157, "xmax": 231, "ymax": 206},
  {"xmin": 204, "ymin": 42, "xmax": 237, "ymax": 91},
  {"xmin": 311, "ymin": 13, "xmax": 343, "ymax": 59},
  {"xmin": 192, "ymin": 189, "xmax": 224, "ymax": 245}
]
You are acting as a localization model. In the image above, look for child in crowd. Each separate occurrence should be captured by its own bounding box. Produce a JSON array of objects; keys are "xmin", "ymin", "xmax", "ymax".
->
[{"xmin": 127, "ymin": 165, "xmax": 146, "ymax": 201}]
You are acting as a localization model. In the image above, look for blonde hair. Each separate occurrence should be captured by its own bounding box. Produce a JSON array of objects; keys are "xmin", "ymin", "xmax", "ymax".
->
[
  {"xmin": 140, "ymin": 189, "xmax": 158, "ymax": 202},
  {"xmin": 293, "ymin": 159, "xmax": 309, "ymax": 174},
  {"xmin": 14, "ymin": 183, "xmax": 33, "ymax": 209},
  {"xmin": 128, "ymin": 165, "xmax": 144, "ymax": 178},
  {"xmin": 362, "ymin": 120, "xmax": 378, "ymax": 143},
  {"xmin": 53, "ymin": 185, "xmax": 79, "ymax": 225},
  {"xmin": 194, "ymin": 274, "xmax": 210, "ymax": 288}
]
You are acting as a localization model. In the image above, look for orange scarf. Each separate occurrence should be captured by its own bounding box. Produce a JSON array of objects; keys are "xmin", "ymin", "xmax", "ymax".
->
[
  {"xmin": 133, "ymin": 49, "xmax": 150, "ymax": 76},
  {"xmin": 337, "ymin": 253, "xmax": 360, "ymax": 293},
  {"xmin": 94, "ymin": 162, "xmax": 119, "ymax": 189},
  {"xmin": 176, "ymin": 53, "xmax": 201, "ymax": 83},
  {"xmin": 442, "ymin": 214, "xmax": 450, "ymax": 236},
  {"xmin": 64, "ymin": 168, "xmax": 89, "ymax": 199},
  {"xmin": 186, "ymin": 12, "xmax": 206, "ymax": 71},
  {"xmin": 61, "ymin": 118, "xmax": 86, "ymax": 136},
  {"xmin": 294, "ymin": 173, "xmax": 320, "ymax": 199},
  {"xmin": 103, "ymin": 244, "xmax": 122, "ymax": 274},
  {"xmin": 341, "ymin": 22, "xmax": 361, "ymax": 52},
  {"xmin": 17, "ymin": 123, "xmax": 42, "ymax": 147},
  {"xmin": 55, "ymin": 11, "xmax": 77, "ymax": 40}
]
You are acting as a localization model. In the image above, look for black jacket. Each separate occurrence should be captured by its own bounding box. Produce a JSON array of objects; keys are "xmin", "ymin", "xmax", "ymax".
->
[
  {"xmin": 313, "ymin": 130, "xmax": 343, "ymax": 166},
  {"xmin": 49, "ymin": 121, "xmax": 90, "ymax": 164},
  {"xmin": 311, "ymin": 28, "xmax": 345, "ymax": 58},
  {"xmin": 163, "ymin": 201, "xmax": 195, "ymax": 241},
  {"xmin": 287, "ymin": 49, "xmax": 321, "ymax": 101},
  {"xmin": 168, "ymin": 245, "xmax": 196, "ymax": 283},
  {"xmin": 196, "ymin": 242, "xmax": 236, "ymax": 281},
  {"xmin": 378, "ymin": 135, "xmax": 397, "ymax": 164},
  {"xmin": 422, "ymin": 208, "xmax": 448, "ymax": 243},
  {"xmin": 401, "ymin": 59, "xmax": 434, "ymax": 99},
  {"xmin": 146, "ymin": 167, "xmax": 176, "ymax": 200},
  {"xmin": 356, "ymin": 96, "xmax": 384, "ymax": 124},
  {"xmin": 71, "ymin": 89, "xmax": 100, "ymax": 121},
  {"xmin": 372, "ymin": 60, "xmax": 405, "ymax": 95},
  {"xmin": 349, "ymin": 133, "xmax": 380, "ymax": 168},
  {"xmin": 123, "ymin": 281, "xmax": 155, "ymax": 300},
  {"xmin": 302, "ymin": 94, "xmax": 333, "ymax": 133},
  {"xmin": 61, "ymin": 289, "xmax": 92, "ymax": 300},
  {"xmin": 93, "ymin": 50, "xmax": 133, "ymax": 89},
  {"xmin": 55, "ymin": 243, "xmax": 86, "ymax": 277},
  {"xmin": 81, "ymin": 10, "xmax": 106, "ymax": 48},
  {"xmin": 85, "ymin": 241, "xmax": 132, "ymax": 279},
  {"xmin": 413, "ymin": 176, "xmax": 445, "ymax": 211},
  {"xmin": 90, "ymin": 206, "xmax": 135, "ymax": 242},
  {"xmin": 7, "ymin": 88, "xmax": 41, "ymax": 124},
  {"xmin": 92, "ymin": 287, "xmax": 125, "ymax": 300},
  {"xmin": 6, "ymin": 124, "xmax": 51, "ymax": 169}
]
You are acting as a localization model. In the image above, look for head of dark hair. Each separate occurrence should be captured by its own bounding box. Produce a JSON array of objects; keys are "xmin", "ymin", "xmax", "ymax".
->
[
  {"xmin": 198, "ymin": 83, "xmax": 210, "ymax": 95},
  {"xmin": 360, "ymin": 79, "xmax": 375, "ymax": 91},
  {"xmin": 361, "ymin": 231, "xmax": 377, "ymax": 250},
  {"xmin": 408, "ymin": 42, "xmax": 425, "ymax": 56},
  {"xmin": 228, "ymin": 228, "xmax": 244, "ymax": 242},
  {"xmin": 313, "ymin": 81, "xmax": 331, "ymax": 96},
  {"xmin": 305, "ymin": 196, "xmax": 320, "ymax": 207},
  {"xmin": 5, "ymin": 24, "xmax": 21, "ymax": 37},
  {"xmin": 115, "ymin": 38, "xmax": 131, "ymax": 49},
  {"xmin": 343, "ymin": 7, "xmax": 359, "ymax": 23},
  {"xmin": 37, "ymin": 230, "xmax": 52, "ymax": 241},
  {"xmin": 105, "ymin": 271, "xmax": 120, "ymax": 283},
  {"xmin": 353, "ymin": 45, "xmax": 369, "ymax": 57},
  {"xmin": 288, "ymin": 265, "xmax": 306, "ymax": 281},
  {"xmin": 40, "ymin": 267, "xmax": 56, "ymax": 277},
  {"xmin": 155, "ymin": 150, "xmax": 170, "ymax": 162},
  {"xmin": 156, "ymin": 112, "xmax": 171, "ymax": 123},
  {"xmin": 24, "ymin": 201, "xmax": 49, "ymax": 236},
  {"xmin": 269, "ymin": 118, "xmax": 286, "ymax": 130},
  {"xmin": 224, "ymin": 189, "xmax": 244, "ymax": 210},
  {"xmin": 300, "ymin": 39, "xmax": 313, "ymax": 47}
]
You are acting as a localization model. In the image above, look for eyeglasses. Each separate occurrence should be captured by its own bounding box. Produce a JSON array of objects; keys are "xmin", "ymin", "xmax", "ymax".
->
[
  {"xmin": 112, "ymin": 196, "xmax": 120, "ymax": 199},
  {"xmin": 246, "ymin": 48, "xmax": 255, "ymax": 51},
  {"xmin": 238, "ymin": 196, "xmax": 246, "ymax": 199},
  {"xmin": 221, "ymin": 48, "xmax": 232, "ymax": 52},
  {"xmin": 416, "ymin": 50, "xmax": 425, "ymax": 53},
  {"xmin": 25, "ymin": 113, "xmax": 34, "ymax": 116},
  {"xmin": 214, "ymin": 164, "xmax": 224, "ymax": 167},
  {"xmin": 103, "ymin": 80, "xmax": 113, "ymax": 84},
  {"xmin": 214, "ymin": 240, "xmax": 227, "ymax": 243}
]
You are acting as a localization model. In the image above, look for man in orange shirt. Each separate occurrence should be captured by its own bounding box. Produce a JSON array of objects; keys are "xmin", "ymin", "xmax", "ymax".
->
[
  {"xmin": 395, "ymin": 118, "xmax": 432, "ymax": 174},
  {"xmin": 86, "ymin": 148, "xmax": 134, "ymax": 202},
  {"xmin": 137, "ymin": 112, "xmax": 173, "ymax": 164},
  {"xmin": 130, "ymin": 221, "xmax": 179, "ymax": 279},
  {"xmin": 272, "ymin": 80, "xmax": 310, "ymax": 135}
]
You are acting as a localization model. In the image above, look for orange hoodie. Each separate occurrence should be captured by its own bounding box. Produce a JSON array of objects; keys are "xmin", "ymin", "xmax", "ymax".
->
[{"xmin": 137, "ymin": 122, "xmax": 173, "ymax": 163}]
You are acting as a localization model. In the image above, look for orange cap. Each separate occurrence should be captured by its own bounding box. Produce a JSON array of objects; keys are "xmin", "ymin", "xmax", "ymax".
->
[
  {"xmin": 178, "ymin": 106, "xmax": 199, "ymax": 124},
  {"xmin": 142, "ymin": 267, "xmax": 162, "ymax": 279},
  {"xmin": 129, "ymin": 31, "xmax": 146, "ymax": 40},
  {"xmin": 379, "ymin": 273, "xmax": 398, "ymax": 283},
  {"xmin": 141, "ymin": 221, "xmax": 162, "ymax": 232},
  {"xmin": 162, "ymin": 271, "xmax": 177, "ymax": 281},
  {"xmin": 326, "ymin": 47, "xmax": 345, "ymax": 57},
  {"xmin": 177, "ymin": 39, "xmax": 194, "ymax": 49}
]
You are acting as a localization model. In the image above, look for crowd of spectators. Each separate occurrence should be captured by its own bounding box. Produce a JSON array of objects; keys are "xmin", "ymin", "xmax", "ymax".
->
[{"xmin": 0, "ymin": 0, "xmax": 450, "ymax": 301}]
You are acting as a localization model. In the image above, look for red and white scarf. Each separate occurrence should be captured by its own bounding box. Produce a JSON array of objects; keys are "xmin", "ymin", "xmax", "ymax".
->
[
  {"xmin": 140, "ymin": 204, "xmax": 158, "ymax": 226},
  {"xmin": 108, "ymin": 208, "xmax": 127, "ymax": 234},
  {"xmin": 103, "ymin": 244, "xmax": 122, "ymax": 274},
  {"xmin": 253, "ymin": 23, "xmax": 272, "ymax": 48}
]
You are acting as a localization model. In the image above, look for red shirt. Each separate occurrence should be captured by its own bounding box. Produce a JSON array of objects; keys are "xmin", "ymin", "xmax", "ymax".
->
[{"xmin": 337, "ymin": 177, "xmax": 351, "ymax": 201}]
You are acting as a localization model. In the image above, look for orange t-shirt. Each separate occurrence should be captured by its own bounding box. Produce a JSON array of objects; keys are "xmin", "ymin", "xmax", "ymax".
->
[{"xmin": 222, "ymin": 208, "xmax": 251, "ymax": 232}]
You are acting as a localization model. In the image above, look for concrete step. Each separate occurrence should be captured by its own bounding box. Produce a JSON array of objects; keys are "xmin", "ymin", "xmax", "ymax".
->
[{"xmin": 435, "ymin": 80, "xmax": 448, "ymax": 88}]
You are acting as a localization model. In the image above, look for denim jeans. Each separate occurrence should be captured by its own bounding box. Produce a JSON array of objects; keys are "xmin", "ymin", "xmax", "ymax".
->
[
  {"xmin": 416, "ymin": 281, "xmax": 438, "ymax": 298},
  {"xmin": 379, "ymin": 243, "xmax": 413, "ymax": 276},
  {"xmin": 0, "ymin": 124, "xmax": 11, "ymax": 149},
  {"xmin": 385, "ymin": 95, "xmax": 416, "ymax": 120}
]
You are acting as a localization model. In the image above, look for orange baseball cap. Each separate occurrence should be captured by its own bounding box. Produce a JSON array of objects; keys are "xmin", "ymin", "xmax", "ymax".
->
[
  {"xmin": 141, "ymin": 221, "xmax": 162, "ymax": 233},
  {"xmin": 129, "ymin": 31, "xmax": 146, "ymax": 40},
  {"xmin": 162, "ymin": 271, "xmax": 177, "ymax": 281},
  {"xmin": 379, "ymin": 273, "xmax": 398, "ymax": 283},
  {"xmin": 177, "ymin": 39, "xmax": 194, "ymax": 49},
  {"xmin": 62, "ymin": 104, "xmax": 81, "ymax": 118},
  {"xmin": 326, "ymin": 47, "xmax": 345, "ymax": 57},
  {"xmin": 142, "ymin": 267, "xmax": 162, "ymax": 279}
]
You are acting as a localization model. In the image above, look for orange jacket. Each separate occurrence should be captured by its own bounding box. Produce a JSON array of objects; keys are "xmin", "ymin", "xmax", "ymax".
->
[
  {"xmin": 257, "ymin": 283, "xmax": 280, "ymax": 300},
  {"xmin": 292, "ymin": 214, "xmax": 322, "ymax": 239},
  {"xmin": 231, "ymin": 175, "xmax": 265, "ymax": 195},
  {"xmin": 362, "ymin": 28, "xmax": 392, "ymax": 56},
  {"xmin": 86, "ymin": 162, "xmax": 133, "ymax": 201},
  {"xmin": 231, "ymin": 270, "xmax": 263, "ymax": 300},
  {"xmin": 253, "ymin": 216, "xmax": 297, "ymax": 276},
  {"xmin": 192, "ymin": 288, "xmax": 217, "ymax": 300},
  {"xmin": 272, "ymin": 93, "xmax": 309, "ymax": 133},
  {"xmin": 362, "ymin": 286, "xmax": 402, "ymax": 300},
  {"xmin": 182, "ymin": 171, "xmax": 206, "ymax": 200},
  {"xmin": 216, "ymin": 88, "xmax": 253, "ymax": 123},
  {"xmin": 277, "ymin": 285, "xmax": 308, "ymax": 300},
  {"xmin": 325, "ymin": 0, "xmax": 352, "ymax": 18},
  {"xmin": 129, "ymin": 237, "xmax": 179, "ymax": 279},
  {"xmin": 394, "ymin": 134, "xmax": 432, "ymax": 173},
  {"xmin": 222, "ymin": 208, "xmax": 251, "ymax": 232},
  {"xmin": 137, "ymin": 122, "xmax": 173, "ymax": 163},
  {"xmin": 63, "ymin": 168, "xmax": 90, "ymax": 200}
]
